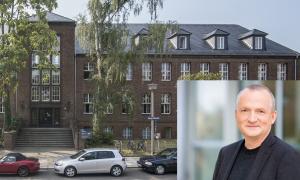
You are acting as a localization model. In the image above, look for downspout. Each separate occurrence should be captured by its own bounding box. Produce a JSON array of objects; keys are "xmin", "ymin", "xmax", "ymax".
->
[
  {"xmin": 295, "ymin": 53, "xmax": 299, "ymax": 80},
  {"xmin": 74, "ymin": 42, "xmax": 78, "ymax": 149}
]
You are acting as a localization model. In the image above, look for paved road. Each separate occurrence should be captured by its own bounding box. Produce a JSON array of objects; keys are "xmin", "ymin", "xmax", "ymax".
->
[{"xmin": 0, "ymin": 168, "xmax": 177, "ymax": 180}]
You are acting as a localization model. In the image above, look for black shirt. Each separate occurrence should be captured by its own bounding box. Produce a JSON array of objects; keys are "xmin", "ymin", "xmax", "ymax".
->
[{"xmin": 227, "ymin": 143, "xmax": 260, "ymax": 180}]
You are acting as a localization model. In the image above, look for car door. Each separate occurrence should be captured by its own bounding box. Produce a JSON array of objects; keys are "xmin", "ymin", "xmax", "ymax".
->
[
  {"xmin": 95, "ymin": 151, "xmax": 115, "ymax": 173},
  {"xmin": 0, "ymin": 156, "xmax": 18, "ymax": 173},
  {"xmin": 168, "ymin": 153, "xmax": 177, "ymax": 172},
  {"xmin": 76, "ymin": 151, "xmax": 97, "ymax": 173}
]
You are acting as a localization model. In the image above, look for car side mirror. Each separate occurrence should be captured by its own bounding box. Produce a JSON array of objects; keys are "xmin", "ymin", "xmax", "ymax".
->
[{"xmin": 79, "ymin": 157, "xmax": 85, "ymax": 161}]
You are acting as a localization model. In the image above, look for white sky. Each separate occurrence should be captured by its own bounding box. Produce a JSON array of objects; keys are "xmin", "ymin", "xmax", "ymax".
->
[{"xmin": 54, "ymin": 0, "xmax": 300, "ymax": 53}]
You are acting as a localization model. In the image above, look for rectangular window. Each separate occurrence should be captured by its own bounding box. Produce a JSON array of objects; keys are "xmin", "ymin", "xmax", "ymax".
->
[
  {"xmin": 31, "ymin": 86, "xmax": 40, "ymax": 102},
  {"xmin": 258, "ymin": 63, "xmax": 267, "ymax": 80},
  {"xmin": 161, "ymin": 94, "xmax": 171, "ymax": 114},
  {"xmin": 104, "ymin": 127, "xmax": 113, "ymax": 134},
  {"xmin": 277, "ymin": 63, "xmax": 287, "ymax": 80},
  {"xmin": 142, "ymin": 62, "xmax": 152, "ymax": 81},
  {"xmin": 217, "ymin": 36, "xmax": 225, "ymax": 49},
  {"xmin": 32, "ymin": 53, "xmax": 39, "ymax": 68},
  {"xmin": 52, "ymin": 54, "xmax": 60, "ymax": 68},
  {"xmin": 181, "ymin": 63, "xmax": 191, "ymax": 77},
  {"xmin": 32, "ymin": 70, "xmax": 40, "ymax": 85},
  {"xmin": 84, "ymin": 94, "xmax": 93, "ymax": 114},
  {"xmin": 121, "ymin": 97, "xmax": 130, "ymax": 114},
  {"xmin": 161, "ymin": 63, "xmax": 171, "ymax": 81},
  {"xmin": 126, "ymin": 63, "xmax": 133, "ymax": 81},
  {"xmin": 178, "ymin": 36, "xmax": 187, "ymax": 49},
  {"xmin": 165, "ymin": 127, "xmax": 172, "ymax": 139},
  {"xmin": 52, "ymin": 86, "xmax": 60, "ymax": 102},
  {"xmin": 142, "ymin": 127, "xmax": 151, "ymax": 140},
  {"xmin": 123, "ymin": 127, "xmax": 133, "ymax": 139},
  {"xmin": 0, "ymin": 97, "xmax": 4, "ymax": 113},
  {"xmin": 52, "ymin": 70, "xmax": 60, "ymax": 85},
  {"xmin": 41, "ymin": 86, "xmax": 50, "ymax": 102},
  {"xmin": 84, "ymin": 63, "xmax": 94, "ymax": 80},
  {"xmin": 219, "ymin": 63, "xmax": 229, "ymax": 80},
  {"xmin": 142, "ymin": 94, "xmax": 151, "ymax": 114},
  {"xmin": 239, "ymin": 63, "xmax": 248, "ymax": 80},
  {"xmin": 199, "ymin": 63, "xmax": 209, "ymax": 74},
  {"xmin": 255, "ymin": 36, "xmax": 263, "ymax": 50},
  {"xmin": 42, "ymin": 70, "xmax": 50, "ymax": 85},
  {"xmin": 105, "ymin": 103, "xmax": 113, "ymax": 114},
  {"xmin": 55, "ymin": 36, "xmax": 61, "ymax": 51}
]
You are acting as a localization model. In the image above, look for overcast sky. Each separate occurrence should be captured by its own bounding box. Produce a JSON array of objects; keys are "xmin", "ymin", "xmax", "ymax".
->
[{"xmin": 54, "ymin": 0, "xmax": 300, "ymax": 53}]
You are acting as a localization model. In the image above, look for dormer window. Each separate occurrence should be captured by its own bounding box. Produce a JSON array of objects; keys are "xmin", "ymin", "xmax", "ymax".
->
[
  {"xmin": 203, "ymin": 29, "xmax": 229, "ymax": 50},
  {"xmin": 167, "ymin": 28, "xmax": 191, "ymax": 50},
  {"xmin": 178, "ymin": 36, "xmax": 187, "ymax": 49},
  {"xmin": 134, "ymin": 28, "xmax": 149, "ymax": 46},
  {"xmin": 239, "ymin": 29, "xmax": 267, "ymax": 50}
]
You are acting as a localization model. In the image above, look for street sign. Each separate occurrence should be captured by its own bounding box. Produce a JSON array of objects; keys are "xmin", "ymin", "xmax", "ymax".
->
[{"xmin": 148, "ymin": 117, "xmax": 160, "ymax": 120}]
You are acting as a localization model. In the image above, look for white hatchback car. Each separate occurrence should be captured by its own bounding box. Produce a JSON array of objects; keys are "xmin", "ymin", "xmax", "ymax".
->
[{"xmin": 54, "ymin": 148, "xmax": 126, "ymax": 177}]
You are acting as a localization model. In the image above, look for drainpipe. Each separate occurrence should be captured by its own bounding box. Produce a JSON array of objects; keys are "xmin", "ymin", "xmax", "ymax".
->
[{"xmin": 295, "ymin": 53, "xmax": 299, "ymax": 80}]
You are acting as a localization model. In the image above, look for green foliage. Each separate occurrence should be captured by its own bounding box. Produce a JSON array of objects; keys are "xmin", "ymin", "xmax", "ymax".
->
[
  {"xmin": 85, "ymin": 132, "xmax": 115, "ymax": 147},
  {"xmin": 179, "ymin": 72, "xmax": 222, "ymax": 80}
]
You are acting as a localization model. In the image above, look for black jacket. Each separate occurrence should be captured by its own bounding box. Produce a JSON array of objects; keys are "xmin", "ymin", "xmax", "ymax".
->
[{"xmin": 213, "ymin": 134, "xmax": 300, "ymax": 180}]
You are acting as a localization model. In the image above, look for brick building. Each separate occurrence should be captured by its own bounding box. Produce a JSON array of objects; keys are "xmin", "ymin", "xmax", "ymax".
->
[{"xmin": 0, "ymin": 13, "xmax": 299, "ymax": 147}]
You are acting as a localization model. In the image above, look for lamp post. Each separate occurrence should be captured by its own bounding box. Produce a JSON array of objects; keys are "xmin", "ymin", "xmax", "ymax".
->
[{"xmin": 148, "ymin": 83, "xmax": 157, "ymax": 155}]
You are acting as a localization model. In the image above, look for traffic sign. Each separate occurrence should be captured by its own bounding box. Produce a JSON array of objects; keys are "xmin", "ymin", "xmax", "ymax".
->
[{"xmin": 148, "ymin": 117, "xmax": 160, "ymax": 120}]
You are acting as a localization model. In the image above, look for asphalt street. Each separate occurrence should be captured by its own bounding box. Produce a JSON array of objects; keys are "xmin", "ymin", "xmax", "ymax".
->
[{"xmin": 0, "ymin": 168, "xmax": 177, "ymax": 180}]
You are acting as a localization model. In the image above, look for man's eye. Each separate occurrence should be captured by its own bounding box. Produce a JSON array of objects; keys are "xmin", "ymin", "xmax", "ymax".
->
[{"xmin": 241, "ymin": 109, "xmax": 247, "ymax": 112}]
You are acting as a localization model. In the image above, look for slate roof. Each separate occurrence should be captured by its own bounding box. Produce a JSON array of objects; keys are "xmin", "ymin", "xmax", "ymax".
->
[
  {"xmin": 167, "ymin": 28, "xmax": 192, "ymax": 39},
  {"xmin": 29, "ymin": 12, "xmax": 75, "ymax": 23},
  {"xmin": 203, "ymin": 29, "xmax": 230, "ymax": 40},
  {"xmin": 239, "ymin": 29, "xmax": 268, "ymax": 40},
  {"xmin": 75, "ymin": 24, "xmax": 298, "ymax": 57},
  {"xmin": 134, "ymin": 28, "xmax": 150, "ymax": 37}
]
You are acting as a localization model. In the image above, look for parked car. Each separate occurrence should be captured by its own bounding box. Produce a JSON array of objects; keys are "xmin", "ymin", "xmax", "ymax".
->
[
  {"xmin": 0, "ymin": 153, "xmax": 40, "ymax": 177},
  {"xmin": 137, "ymin": 148, "xmax": 177, "ymax": 175},
  {"xmin": 54, "ymin": 148, "xmax": 126, "ymax": 177}
]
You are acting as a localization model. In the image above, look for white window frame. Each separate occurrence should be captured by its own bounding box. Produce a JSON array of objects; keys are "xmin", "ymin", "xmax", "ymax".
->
[
  {"xmin": 161, "ymin": 94, "xmax": 171, "ymax": 114},
  {"xmin": 84, "ymin": 94, "xmax": 94, "ymax": 114},
  {"xmin": 277, "ymin": 63, "xmax": 287, "ymax": 80},
  {"xmin": 165, "ymin": 127, "xmax": 172, "ymax": 139},
  {"xmin": 142, "ymin": 94, "xmax": 151, "ymax": 114},
  {"xmin": 42, "ymin": 70, "xmax": 50, "ymax": 85},
  {"xmin": 52, "ymin": 86, "xmax": 60, "ymax": 102},
  {"xmin": 258, "ymin": 63, "xmax": 267, "ymax": 80},
  {"xmin": 178, "ymin": 36, "xmax": 187, "ymax": 49},
  {"xmin": 142, "ymin": 63, "xmax": 152, "ymax": 81},
  {"xmin": 105, "ymin": 103, "xmax": 113, "ymax": 114},
  {"xmin": 0, "ymin": 97, "xmax": 4, "ymax": 113},
  {"xmin": 41, "ymin": 86, "xmax": 50, "ymax": 102},
  {"xmin": 142, "ymin": 127, "xmax": 151, "ymax": 139},
  {"xmin": 199, "ymin": 63, "xmax": 209, "ymax": 74},
  {"xmin": 126, "ymin": 63, "xmax": 133, "ymax": 81},
  {"xmin": 31, "ymin": 86, "xmax": 40, "ymax": 102},
  {"xmin": 161, "ymin": 63, "xmax": 171, "ymax": 81},
  {"xmin": 32, "ymin": 69, "xmax": 40, "ymax": 85},
  {"xmin": 84, "ymin": 63, "xmax": 94, "ymax": 80},
  {"xmin": 239, "ymin": 63, "xmax": 248, "ymax": 80},
  {"xmin": 52, "ymin": 70, "xmax": 60, "ymax": 85},
  {"xmin": 216, "ymin": 36, "xmax": 225, "ymax": 49},
  {"xmin": 255, "ymin": 36, "xmax": 263, "ymax": 50},
  {"xmin": 181, "ymin": 63, "xmax": 191, "ymax": 77},
  {"xmin": 32, "ymin": 53, "xmax": 39, "ymax": 68},
  {"xmin": 219, "ymin": 63, "xmax": 229, "ymax": 80},
  {"xmin": 104, "ymin": 127, "xmax": 113, "ymax": 134},
  {"xmin": 123, "ymin": 127, "xmax": 133, "ymax": 139},
  {"xmin": 52, "ymin": 53, "xmax": 60, "ymax": 68}
]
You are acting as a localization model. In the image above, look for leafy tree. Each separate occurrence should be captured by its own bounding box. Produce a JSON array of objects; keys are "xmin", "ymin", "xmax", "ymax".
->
[
  {"xmin": 0, "ymin": 0, "xmax": 58, "ymax": 131},
  {"xmin": 76, "ymin": 0, "xmax": 171, "ymax": 139},
  {"xmin": 179, "ymin": 72, "xmax": 222, "ymax": 80}
]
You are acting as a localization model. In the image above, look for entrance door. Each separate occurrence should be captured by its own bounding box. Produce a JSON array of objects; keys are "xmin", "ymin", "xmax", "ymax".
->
[{"xmin": 39, "ymin": 108, "xmax": 53, "ymax": 127}]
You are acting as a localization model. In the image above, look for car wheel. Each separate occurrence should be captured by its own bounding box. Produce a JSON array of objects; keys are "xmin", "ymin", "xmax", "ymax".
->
[
  {"xmin": 64, "ymin": 166, "xmax": 77, "ymax": 177},
  {"xmin": 155, "ymin": 165, "xmax": 165, "ymax": 175},
  {"xmin": 17, "ymin": 166, "xmax": 29, "ymax": 177},
  {"xmin": 110, "ymin": 165, "xmax": 123, "ymax": 177}
]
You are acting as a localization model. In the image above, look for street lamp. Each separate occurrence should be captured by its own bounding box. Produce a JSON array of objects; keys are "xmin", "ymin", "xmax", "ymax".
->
[{"xmin": 148, "ymin": 83, "xmax": 157, "ymax": 155}]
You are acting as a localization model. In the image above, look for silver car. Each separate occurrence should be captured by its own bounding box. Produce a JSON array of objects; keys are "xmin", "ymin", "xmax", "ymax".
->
[{"xmin": 54, "ymin": 148, "xmax": 126, "ymax": 177}]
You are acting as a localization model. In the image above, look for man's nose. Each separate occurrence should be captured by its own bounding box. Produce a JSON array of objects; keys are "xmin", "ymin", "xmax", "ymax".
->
[{"xmin": 248, "ymin": 112, "xmax": 258, "ymax": 123}]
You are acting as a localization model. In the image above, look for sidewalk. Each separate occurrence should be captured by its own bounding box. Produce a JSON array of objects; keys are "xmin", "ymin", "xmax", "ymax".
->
[{"xmin": 0, "ymin": 147, "xmax": 139, "ymax": 169}]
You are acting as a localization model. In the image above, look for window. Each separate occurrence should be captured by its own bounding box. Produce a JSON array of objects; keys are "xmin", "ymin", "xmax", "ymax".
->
[
  {"xmin": 199, "ymin": 63, "xmax": 209, "ymax": 74},
  {"xmin": 42, "ymin": 70, "xmax": 50, "ymax": 85},
  {"xmin": 52, "ymin": 54, "xmax": 60, "ymax": 68},
  {"xmin": 41, "ymin": 86, "xmax": 50, "ymax": 102},
  {"xmin": 219, "ymin": 63, "xmax": 229, "ymax": 80},
  {"xmin": 104, "ymin": 127, "xmax": 113, "ymax": 134},
  {"xmin": 142, "ymin": 94, "xmax": 151, "ymax": 114},
  {"xmin": 239, "ymin": 63, "xmax": 248, "ymax": 80},
  {"xmin": 142, "ymin": 63, "xmax": 152, "ymax": 81},
  {"xmin": 161, "ymin": 63, "xmax": 171, "ymax": 81},
  {"xmin": 121, "ymin": 96, "xmax": 130, "ymax": 114},
  {"xmin": 178, "ymin": 36, "xmax": 187, "ymax": 49},
  {"xmin": 105, "ymin": 103, "xmax": 113, "ymax": 114},
  {"xmin": 32, "ymin": 70, "xmax": 40, "ymax": 85},
  {"xmin": 126, "ymin": 63, "xmax": 133, "ymax": 81},
  {"xmin": 32, "ymin": 53, "xmax": 39, "ymax": 68},
  {"xmin": 255, "ymin": 36, "xmax": 263, "ymax": 50},
  {"xmin": 0, "ymin": 97, "xmax": 4, "ymax": 113},
  {"xmin": 84, "ymin": 63, "xmax": 94, "ymax": 80},
  {"xmin": 216, "ymin": 36, "xmax": 225, "ymax": 49},
  {"xmin": 31, "ymin": 86, "xmax": 40, "ymax": 102},
  {"xmin": 52, "ymin": 70, "xmax": 60, "ymax": 85},
  {"xmin": 52, "ymin": 86, "xmax": 60, "ymax": 102},
  {"xmin": 142, "ymin": 127, "xmax": 151, "ymax": 139},
  {"xmin": 161, "ymin": 94, "xmax": 171, "ymax": 114},
  {"xmin": 277, "ymin": 63, "xmax": 287, "ymax": 80},
  {"xmin": 123, "ymin": 127, "xmax": 133, "ymax": 139},
  {"xmin": 97, "ymin": 151, "xmax": 115, "ymax": 159},
  {"xmin": 82, "ymin": 152, "xmax": 97, "ymax": 160},
  {"xmin": 165, "ymin": 127, "xmax": 172, "ymax": 139},
  {"xmin": 181, "ymin": 63, "xmax": 191, "ymax": 76},
  {"xmin": 84, "ymin": 94, "xmax": 93, "ymax": 114},
  {"xmin": 258, "ymin": 63, "xmax": 267, "ymax": 80}
]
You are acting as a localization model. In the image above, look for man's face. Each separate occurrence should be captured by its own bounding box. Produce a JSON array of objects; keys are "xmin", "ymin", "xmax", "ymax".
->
[{"xmin": 235, "ymin": 89, "xmax": 277, "ymax": 140}]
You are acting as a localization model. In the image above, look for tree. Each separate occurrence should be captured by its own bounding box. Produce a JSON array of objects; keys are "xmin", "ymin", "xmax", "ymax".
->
[
  {"xmin": 0, "ymin": 0, "xmax": 58, "ymax": 131},
  {"xmin": 76, "ymin": 0, "xmax": 170, "ymax": 140},
  {"xmin": 179, "ymin": 72, "xmax": 222, "ymax": 80}
]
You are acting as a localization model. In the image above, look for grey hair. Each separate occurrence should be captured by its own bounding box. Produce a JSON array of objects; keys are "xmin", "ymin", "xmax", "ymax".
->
[{"xmin": 236, "ymin": 84, "xmax": 276, "ymax": 111}]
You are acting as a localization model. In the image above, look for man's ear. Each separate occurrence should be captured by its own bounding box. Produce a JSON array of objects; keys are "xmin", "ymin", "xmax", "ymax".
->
[{"xmin": 271, "ymin": 111, "xmax": 277, "ymax": 124}]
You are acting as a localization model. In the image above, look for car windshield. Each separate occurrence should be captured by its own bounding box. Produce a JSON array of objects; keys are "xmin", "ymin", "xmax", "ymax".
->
[
  {"xmin": 70, "ymin": 150, "xmax": 86, "ymax": 159},
  {"xmin": 156, "ymin": 149, "xmax": 176, "ymax": 157},
  {"xmin": 0, "ymin": 156, "xmax": 6, "ymax": 161}
]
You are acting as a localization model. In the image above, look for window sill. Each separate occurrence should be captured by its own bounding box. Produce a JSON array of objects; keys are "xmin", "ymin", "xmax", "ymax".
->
[{"xmin": 83, "ymin": 113, "xmax": 93, "ymax": 115}]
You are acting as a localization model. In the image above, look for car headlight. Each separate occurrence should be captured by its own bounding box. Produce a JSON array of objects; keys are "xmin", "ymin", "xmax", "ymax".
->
[
  {"xmin": 55, "ymin": 161, "xmax": 64, "ymax": 166},
  {"xmin": 145, "ymin": 161, "xmax": 153, "ymax": 166}
]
